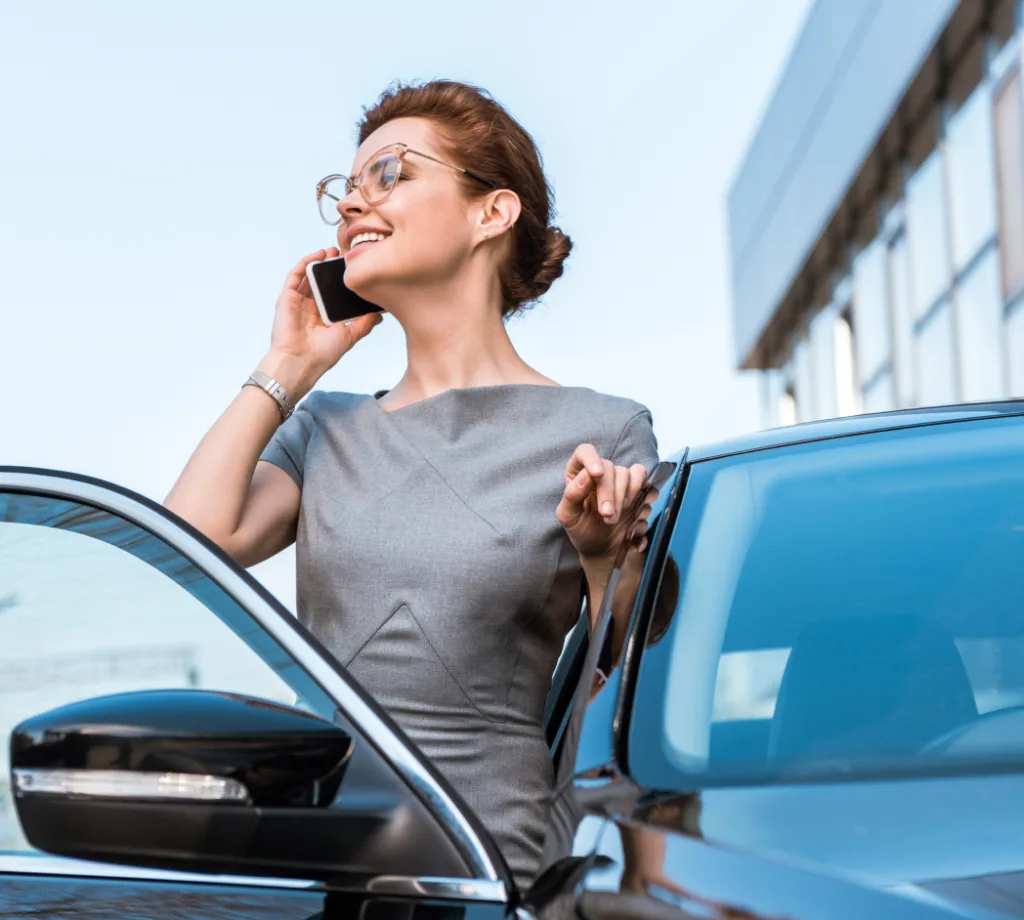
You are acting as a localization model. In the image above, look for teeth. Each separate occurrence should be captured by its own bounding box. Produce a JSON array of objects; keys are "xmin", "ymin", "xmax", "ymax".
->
[{"xmin": 350, "ymin": 231, "xmax": 388, "ymax": 248}]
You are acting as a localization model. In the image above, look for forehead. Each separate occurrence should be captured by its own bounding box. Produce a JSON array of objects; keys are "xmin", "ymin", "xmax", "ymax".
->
[{"xmin": 352, "ymin": 117, "xmax": 439, "ymax": 173}]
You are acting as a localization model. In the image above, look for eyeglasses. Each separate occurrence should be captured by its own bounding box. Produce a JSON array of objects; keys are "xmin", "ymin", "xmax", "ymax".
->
[{"xmin": 315, "ymin": 143, "xmax": 498, "ymax": 226}]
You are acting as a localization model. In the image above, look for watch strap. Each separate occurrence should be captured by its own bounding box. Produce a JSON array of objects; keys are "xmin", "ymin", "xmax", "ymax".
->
[{"xmin": 244, "ymin": 369, "xmax": 296, "ymax": 421}]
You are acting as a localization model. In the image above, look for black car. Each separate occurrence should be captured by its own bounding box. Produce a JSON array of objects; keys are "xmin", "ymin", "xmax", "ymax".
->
[{"xmin": 5, "ymin": 402, "xmax": 1024, "ymax": 919}]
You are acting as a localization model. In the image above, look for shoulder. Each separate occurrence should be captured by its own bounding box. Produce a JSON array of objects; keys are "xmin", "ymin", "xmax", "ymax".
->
[
  {"xmin": 296, "ymin": 389, "xmax": 375, "ymax": 422},
  {"xmin": 557, "ymin": 387, "xmax": 658, "ymax": 468},
  {"xmin": 559, "ymin": 387, "xmax": 652, "ymax": 433}
]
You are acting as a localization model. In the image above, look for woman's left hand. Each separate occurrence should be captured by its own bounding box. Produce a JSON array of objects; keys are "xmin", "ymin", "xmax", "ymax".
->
[{"xmin": 556, "ymin": 443, "xmax": 652, "ymax": 561}]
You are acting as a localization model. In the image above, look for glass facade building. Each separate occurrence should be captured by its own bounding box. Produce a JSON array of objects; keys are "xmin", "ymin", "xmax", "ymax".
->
[{"xmin": 728, "ymin": 0, "xmax": 1024, "ymax": 427}]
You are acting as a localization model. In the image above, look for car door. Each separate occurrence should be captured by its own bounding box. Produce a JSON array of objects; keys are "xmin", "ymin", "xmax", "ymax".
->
[{"xmin": 0, "ymin": 467, "xmax": 511, "ymax": 919}]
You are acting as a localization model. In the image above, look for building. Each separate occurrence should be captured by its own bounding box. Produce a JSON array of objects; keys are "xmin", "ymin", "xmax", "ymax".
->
[{"xmin": 728, "ymin": 0, "xmax": 1024, "ymax": 427}]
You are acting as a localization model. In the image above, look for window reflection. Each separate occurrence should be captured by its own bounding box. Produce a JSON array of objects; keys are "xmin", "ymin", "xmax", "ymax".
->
[
  {"xmin": 916, "ymin": 299, "xmax": 957, "ymax": 406},
  {"xmin": 957, "ymin": 246, "xmax": 1007, "ymax": 402},
  {"xmin": 640, "ymin": 418, "xmax": 1024, "ymax": 785},
  {"xmin": 946, "ymin": 84, "xmax": 999, "ymax": 271},
  {"xmin": 906, "ymin": 151, "xmax": 952, "ymax": 322}
]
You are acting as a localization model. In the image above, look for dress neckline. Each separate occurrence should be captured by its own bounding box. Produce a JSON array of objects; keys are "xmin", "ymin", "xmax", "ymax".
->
[{"xmin": 372, "ymin": 382, "xmax": 572, "ymax": 414}]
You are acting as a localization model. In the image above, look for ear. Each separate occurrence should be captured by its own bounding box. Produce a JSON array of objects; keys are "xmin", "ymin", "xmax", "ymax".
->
[{"xmin": 477, "ymin": 189, "xmax": 521, "ymax": 242}]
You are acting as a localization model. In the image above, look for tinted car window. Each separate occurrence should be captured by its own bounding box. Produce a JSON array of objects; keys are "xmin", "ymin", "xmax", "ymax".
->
[
  {"xmin": 630, "ymin": 416, "xmax": 1024, "ymax": 787},
  {"xmin": 0, "ymin": 492, "xmax": 339, "ymax": 853}
]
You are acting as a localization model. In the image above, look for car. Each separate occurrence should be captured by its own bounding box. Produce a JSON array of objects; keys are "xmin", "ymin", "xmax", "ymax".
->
[{"xmin": 4, "ymin": 401, "xmax": 1024, "ymax": 919}]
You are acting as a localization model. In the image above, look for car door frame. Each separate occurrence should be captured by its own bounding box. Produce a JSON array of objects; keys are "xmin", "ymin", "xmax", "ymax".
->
[{"xmin": 0, "ymin": 466, "xmax": 511, "ymax": 907}]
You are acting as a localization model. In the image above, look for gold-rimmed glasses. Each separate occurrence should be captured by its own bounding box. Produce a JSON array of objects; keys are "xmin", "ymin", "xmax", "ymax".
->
[{"xmin": 315, "ymin": 143, "xmax": 498, "ymax": 226}]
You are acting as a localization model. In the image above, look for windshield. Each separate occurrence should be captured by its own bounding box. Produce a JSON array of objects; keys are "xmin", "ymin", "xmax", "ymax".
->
[{"xmin": 633, "ymin": 416, "xmax": 1024, "ymax": 786}]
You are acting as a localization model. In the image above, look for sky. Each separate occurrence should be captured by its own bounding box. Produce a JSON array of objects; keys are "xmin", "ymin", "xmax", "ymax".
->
[{"xmin": 0, "ymin": 0, "xmax": 813, "ymax": 608}]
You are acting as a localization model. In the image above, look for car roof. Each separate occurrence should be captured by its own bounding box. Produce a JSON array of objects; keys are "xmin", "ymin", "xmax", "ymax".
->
[{"xmin": 686, "ymin": 400, "xmax": 1024, "ymax": 463}]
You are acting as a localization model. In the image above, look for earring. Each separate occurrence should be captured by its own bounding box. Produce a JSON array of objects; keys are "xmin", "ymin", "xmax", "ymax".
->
[{"xmin": 484, "ymin": 231, "xmax": 490, "ymax": 239}]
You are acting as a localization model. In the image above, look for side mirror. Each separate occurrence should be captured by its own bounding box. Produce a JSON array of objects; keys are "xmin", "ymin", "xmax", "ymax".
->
[{"xmin": 10, "ymin": 689, "xmax": 353, "ymax": 877}]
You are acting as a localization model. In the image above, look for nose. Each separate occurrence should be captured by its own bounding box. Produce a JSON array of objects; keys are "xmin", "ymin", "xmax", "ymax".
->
[{"xmin": 338, "ymin": 185, "xmax": 367, "ymax": 224}]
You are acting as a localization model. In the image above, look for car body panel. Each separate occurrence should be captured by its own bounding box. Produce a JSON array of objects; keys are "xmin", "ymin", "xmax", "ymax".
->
[{"xmin": 688, "ymin": 400, "xmax": 1024, "ymax": 463}]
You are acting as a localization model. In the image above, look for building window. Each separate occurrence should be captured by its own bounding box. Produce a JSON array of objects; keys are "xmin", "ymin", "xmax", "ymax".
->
[
  {"xmin": 792, "ymin": 336, "xmax": 814, "ymax": 422},
  {"xmin": 834, "ymin": 309, "xmax": 860, "ymax": 417},
  {"xmin": 779, "ymin": 388, "xmax": 797, "ymax": 427},
  {"xmin": 809, "ymin": 306, "xmax": 838, "ymax": 420},
  {"xmin": 852, "ymin": 238, "xmax": 892, "ymax": 391},
  {"xmin": 916, "ymin": 299, "xmax": 957, "ymax": 406},
  {"xmin": 994, "ymin": 68, "xmax": 1024, "ymax": 298},
  {"xmin": 862, "ymin": 370, "xmax": 895, "ymax": 414},
  {"xmin": 906, "ymin": 151, "xmax": 953, "ymax": 322},
  {"xmin": 1007, "ymin": 299, "xmax": 1024, "ymax": 396},
  {"xmin": 888, "ymin": 232, "xmax": 916, "ymax": 406},
  {"xmin": 946, "ymin": 83, "xmax": 999, "ymax": 271},
  {"xmin": 956, "ymin": 246, "xmax": 1007, "ymax": 402}
]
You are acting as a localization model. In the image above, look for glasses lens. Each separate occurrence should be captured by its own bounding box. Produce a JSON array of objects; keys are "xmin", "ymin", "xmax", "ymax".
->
[
  {"xmin": 361, "ymin": 151, "xmax": 401, "ymax": 205},
  {"xmin": 317, "ymin": 177, "xmax": 347, "ymax": 225}
]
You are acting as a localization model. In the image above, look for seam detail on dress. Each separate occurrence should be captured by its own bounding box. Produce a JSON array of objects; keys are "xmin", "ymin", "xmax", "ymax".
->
[
  {"xmin": 374, "ymin": 414, "xmax": 504, "ymax": 538},
  {"xmin": 401, "ymin": 604, "xmax": 499, "ymax": 724},
  {"xmin": 503, "ymin": 535, "xmax": 576, "ymax": 729},
  {"xmin": 608, "ymin": 409, "xmax": 653, "ymax": 467},
  {"xmin": 344, "ymin": 604, "xmax": 404, "ymax": 667}
]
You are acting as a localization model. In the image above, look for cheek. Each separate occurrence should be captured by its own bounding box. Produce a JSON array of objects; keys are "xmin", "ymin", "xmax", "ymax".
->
[{"xmin": 394, "ymin": 195, "xmax": 473, "ymax": 266}]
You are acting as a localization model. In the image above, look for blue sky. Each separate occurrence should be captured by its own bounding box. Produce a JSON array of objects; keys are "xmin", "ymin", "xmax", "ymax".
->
[{"xmin": 0, "ymin": 0, "xmax": 812, "ymax": 605}]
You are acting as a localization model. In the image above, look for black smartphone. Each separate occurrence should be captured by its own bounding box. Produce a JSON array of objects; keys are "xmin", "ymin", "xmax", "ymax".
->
[{"xmin": 305, "ymin": 256, "xmax": 384, "ymax": 325}]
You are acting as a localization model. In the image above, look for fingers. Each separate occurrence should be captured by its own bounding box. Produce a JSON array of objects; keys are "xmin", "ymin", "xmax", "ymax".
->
[
  {"xmin": 627, "ymin": 464, "xmax": 648, "ymax": 503},
  {"xmin": 337, "ymin": 310, "xmax": 383, "ymax": 346},
  {"xmin": 594, "ymin": 459, "xmax": 617, "ymax": 522},
  {"xmin": 565, "ymin": 443, "xmax": 605, "ymax": 482},
  {"xmin": 562, "ymin": 445, "xmax": 656, "ymax": 539},
  {"xmin": 556, "ymin": 465, "xmax": 595, "ymax": 529},
  {"xmin": 609, "ymin": 464, "xmax": 630, "ymax": 524},
  {"xmin": 285, "ymin": 250, "xmax": 329, "ymax": 293}
]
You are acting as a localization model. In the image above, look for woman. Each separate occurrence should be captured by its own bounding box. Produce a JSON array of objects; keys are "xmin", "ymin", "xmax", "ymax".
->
[{"xmin": 165, "ymin": 80, "xmax": 658, "ymax": 887}]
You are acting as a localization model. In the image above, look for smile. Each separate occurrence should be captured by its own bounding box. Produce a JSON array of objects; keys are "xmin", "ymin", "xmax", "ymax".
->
[{"xmin": 346, "ymin": 231, "xmax": 390, "ymax": 260}]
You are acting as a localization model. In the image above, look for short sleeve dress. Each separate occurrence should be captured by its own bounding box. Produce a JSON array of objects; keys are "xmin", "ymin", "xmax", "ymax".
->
[{"xmin": 260, "ymin": 384, "xmax": 658, "ymax": 887}]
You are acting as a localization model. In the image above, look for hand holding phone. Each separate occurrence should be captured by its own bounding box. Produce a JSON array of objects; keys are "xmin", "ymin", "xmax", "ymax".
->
[
  {"xmin": 305, "ymin": 255, "xmax": 384, "ymax": 325},
  {"xmin": 259, "ymin": 250, "xmax": 383, "ymax": 400}
]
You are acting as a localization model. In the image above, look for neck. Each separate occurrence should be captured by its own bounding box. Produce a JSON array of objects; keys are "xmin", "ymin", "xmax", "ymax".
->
[{"xmin": 381, "ymin": 270, "xmax": 554, "ymax": 406}]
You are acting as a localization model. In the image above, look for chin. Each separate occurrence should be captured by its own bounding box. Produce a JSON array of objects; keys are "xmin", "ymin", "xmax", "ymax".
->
[{"xmin": 344, "ymin": 264, "xmax": 392, "ymax": 309}]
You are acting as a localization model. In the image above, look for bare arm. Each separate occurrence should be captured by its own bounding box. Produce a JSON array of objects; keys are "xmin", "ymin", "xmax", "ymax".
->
[
  {"xmin": 164, "ymin": 248, "xmax": 382, "ymax": 567},
  {"xmin": 164, "ymin": 377, "xmax": 302, "ymax": 567}
]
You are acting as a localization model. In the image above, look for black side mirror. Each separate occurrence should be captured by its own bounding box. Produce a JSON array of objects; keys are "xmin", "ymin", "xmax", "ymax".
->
[{"xmin": 10, "ymin": 689, "xmax": 353, "ymax": 877}]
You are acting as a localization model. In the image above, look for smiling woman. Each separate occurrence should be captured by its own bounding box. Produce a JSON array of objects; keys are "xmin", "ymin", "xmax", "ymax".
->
[{"xmin": 163, "ymin": 79, "xmax": 660, "ymax": 888}]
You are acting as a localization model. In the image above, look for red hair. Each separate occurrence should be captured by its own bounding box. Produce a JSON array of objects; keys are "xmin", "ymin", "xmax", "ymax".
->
[{"xmin": 358, "ymin": 80, "xmax": 573, "ymax": 316}]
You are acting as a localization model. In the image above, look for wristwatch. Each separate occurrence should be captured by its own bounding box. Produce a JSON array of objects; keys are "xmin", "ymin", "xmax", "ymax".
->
[{"xmin": 243, "ymin": 369, "xmax": 296, "ymax": 422}]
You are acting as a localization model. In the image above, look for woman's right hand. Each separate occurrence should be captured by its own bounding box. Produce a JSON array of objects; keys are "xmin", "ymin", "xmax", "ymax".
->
[{"xmin": 262, "ymin": 248, "xmax": 383, "ymax": 398}]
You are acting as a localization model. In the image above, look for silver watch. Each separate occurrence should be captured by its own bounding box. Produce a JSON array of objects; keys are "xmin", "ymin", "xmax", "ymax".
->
[{"xmin": 244, "ymin": 369, "xmax": 296, "ymax": 421}]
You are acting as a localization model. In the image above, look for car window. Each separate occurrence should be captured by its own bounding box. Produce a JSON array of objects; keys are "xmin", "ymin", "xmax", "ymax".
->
[
  {"xmin": 0, "ymin": 490, "xmax": 339, "ymax": 854},
  {"xmin": 629, "ymin": 416, "xmax": 1024, "ymax": 787}
]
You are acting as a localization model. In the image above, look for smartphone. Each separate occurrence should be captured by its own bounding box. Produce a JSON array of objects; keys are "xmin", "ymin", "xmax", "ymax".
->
[{"xmin": 305, "ymin": 256, "xmax": 384, "ymax": 325}]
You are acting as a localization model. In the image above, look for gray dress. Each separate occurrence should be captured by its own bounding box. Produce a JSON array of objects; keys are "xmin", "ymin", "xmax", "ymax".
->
[{"xmin": 260, "ymin": 384, "xmax": 658, "ymax": 887}]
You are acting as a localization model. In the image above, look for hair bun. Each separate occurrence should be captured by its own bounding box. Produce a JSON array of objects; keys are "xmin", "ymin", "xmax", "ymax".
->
[{"xmin": 529, "ymin": 226, "xmax": 573, "ymax": 301}]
